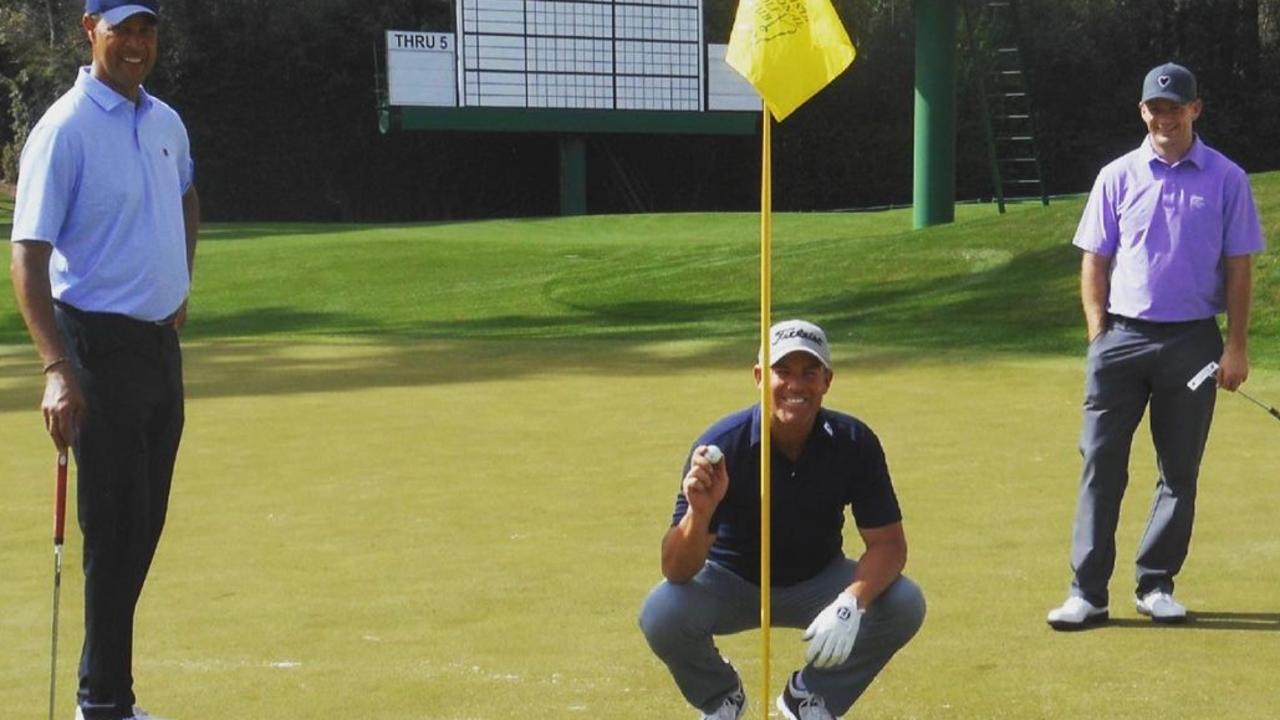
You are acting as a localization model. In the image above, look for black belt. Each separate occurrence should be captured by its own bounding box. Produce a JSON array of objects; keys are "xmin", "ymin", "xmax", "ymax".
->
[
  {"xmin": 1107, "ymin": 313, "xmax": 1211, "ymax": 330},
  {"xmin": 54, "ymin": 300, "xmax": 176, "ymax": 328}
]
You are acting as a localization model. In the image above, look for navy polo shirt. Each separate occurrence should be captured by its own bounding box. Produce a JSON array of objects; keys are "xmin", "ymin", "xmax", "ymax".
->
[{"xmin": 670, "ymin": 404, "xmax": 902, "ymax": 586}]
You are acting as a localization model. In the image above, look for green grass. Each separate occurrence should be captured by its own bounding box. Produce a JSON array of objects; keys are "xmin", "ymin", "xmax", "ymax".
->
[
  {"xmin": 1, "ymin": 175, "xmax": 1279, "ymax": 719},
  {"xmin": 3, "ymin": 347, "xmax": 1279, "ymax": 719},
  {"xmin": 3, "ymin": 172, "xmax": 1278, "ymax": 359}
]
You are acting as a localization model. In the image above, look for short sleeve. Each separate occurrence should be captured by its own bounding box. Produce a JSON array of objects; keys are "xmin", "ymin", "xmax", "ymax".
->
[
  {"xmin": 10, "ymin": 122, "xmax": 78, "ymax": 244},
  {"xmin": 1072, "ymin": 170, "xmax": 1120, "ymax": 257},
  {"xmin": 1222, "ymin": 167, "xmax": 1265, "ymax": 257}
]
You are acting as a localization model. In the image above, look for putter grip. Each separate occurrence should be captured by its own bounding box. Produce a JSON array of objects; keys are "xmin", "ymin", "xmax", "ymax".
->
[{"xmin": 54, "ymin": 453, "xmax": 67, "ymax": 546}]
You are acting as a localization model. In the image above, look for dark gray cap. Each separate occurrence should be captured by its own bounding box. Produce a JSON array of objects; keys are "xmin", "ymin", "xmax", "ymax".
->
[{"xmin": 1141, "ymin": 63, "xmax": 1197, "ymax": 104}]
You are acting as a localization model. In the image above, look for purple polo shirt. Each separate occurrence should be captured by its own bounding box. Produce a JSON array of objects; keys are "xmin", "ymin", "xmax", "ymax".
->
[{"xmin": 1072, "ymin": 136, "xmax": 1265, "ymax": 321}]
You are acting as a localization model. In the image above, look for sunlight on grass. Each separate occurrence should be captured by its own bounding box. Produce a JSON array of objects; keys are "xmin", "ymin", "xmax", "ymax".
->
[{"xmin": 3, "ymin": 342, "xmax": 1279, "ymax": 718}]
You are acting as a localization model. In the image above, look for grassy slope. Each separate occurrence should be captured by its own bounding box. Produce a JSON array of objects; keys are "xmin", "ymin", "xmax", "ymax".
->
[{"xmin": 2, "ymin": 170, "xmax": 1276, "ymax": 362}]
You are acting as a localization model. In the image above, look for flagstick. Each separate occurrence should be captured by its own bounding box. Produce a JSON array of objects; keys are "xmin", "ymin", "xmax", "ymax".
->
[{"xmin": 759, "ymin": 104, "xmax": 773, "ymax": 718}]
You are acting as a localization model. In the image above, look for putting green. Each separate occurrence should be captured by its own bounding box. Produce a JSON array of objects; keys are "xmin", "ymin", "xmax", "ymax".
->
[{"xmin": 3, "ymin": 339, "xmax": 1278, "ymax": 718}]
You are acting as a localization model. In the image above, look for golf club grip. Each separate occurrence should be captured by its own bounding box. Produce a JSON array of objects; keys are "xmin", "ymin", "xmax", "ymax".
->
[{"xmin": 54, "ymin": 453, "xmax": 67, "ymax": 546}]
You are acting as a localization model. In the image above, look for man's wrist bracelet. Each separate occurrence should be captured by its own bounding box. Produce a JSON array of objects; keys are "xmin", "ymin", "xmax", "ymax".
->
[{"xmin": 42, "ymin": 357, "xmax": 69, "ymax": 373}]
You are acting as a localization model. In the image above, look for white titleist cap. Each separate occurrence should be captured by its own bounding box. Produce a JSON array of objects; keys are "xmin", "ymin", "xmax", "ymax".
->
[{"xmin": 763, "ymin": 319, "xmax": 831, "ymax": 368}]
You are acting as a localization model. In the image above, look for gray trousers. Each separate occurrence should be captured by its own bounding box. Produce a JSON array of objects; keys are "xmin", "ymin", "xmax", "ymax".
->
[
  {"xmin": 638, "ymin": 557, "xmax": 925, "ymax": 716},
  {"xmin": 1069, "ymin": 316, "xmax": 1221, "ymax": 608}
]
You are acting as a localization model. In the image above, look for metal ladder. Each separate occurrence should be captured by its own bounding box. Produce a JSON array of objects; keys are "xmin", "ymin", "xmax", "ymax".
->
[{"xmin": 963, "ymin": 0, "xmax": 1049, "ymax": 212}]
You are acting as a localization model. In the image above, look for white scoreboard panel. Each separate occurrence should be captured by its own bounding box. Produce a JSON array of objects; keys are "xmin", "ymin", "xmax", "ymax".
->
[
  {"xmin": 456, "ymin": 0, "xmax": 704, "ymax": 111},
  {"xmin": 386, "ymin": 31, "xmax": 458, "ymax": 106}
]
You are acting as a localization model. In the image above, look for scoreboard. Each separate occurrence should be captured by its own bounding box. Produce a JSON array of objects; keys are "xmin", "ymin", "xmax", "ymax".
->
[
  {"xmin": 385, "ymin": 0, "xmax": 756, "ymax": 112},
  {"xmin": 458, "ymin": 0, "xmax": 702, "ymax": 111}
]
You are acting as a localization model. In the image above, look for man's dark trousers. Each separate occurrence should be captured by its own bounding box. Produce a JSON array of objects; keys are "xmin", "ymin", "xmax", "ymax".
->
[
  {"xmin": 1070, "ymin": 315, "xmax": 1221, "ymax": 608},
  {"xmin": 55, "ymin": 302, "xmax": 184, "ymax": 720}
]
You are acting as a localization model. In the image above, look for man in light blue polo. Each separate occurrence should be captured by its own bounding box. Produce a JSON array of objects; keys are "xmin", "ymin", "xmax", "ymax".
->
[
  {"xmin": 1047, "ymin": 62, "xmax": 1265, "ymax": 630},
  {"xmin": 9, "ymin": 1, "xmax": 198, "ymax": 717}
]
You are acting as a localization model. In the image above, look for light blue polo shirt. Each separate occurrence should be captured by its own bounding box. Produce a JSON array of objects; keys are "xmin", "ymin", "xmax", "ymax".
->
[
  {"xmin": 1072, "ymin": 135, "xmax": 1265, "ymax": 322},
  {"xmin": 11, "ymin": 66, "xmax": 194, "ymax": 322}
]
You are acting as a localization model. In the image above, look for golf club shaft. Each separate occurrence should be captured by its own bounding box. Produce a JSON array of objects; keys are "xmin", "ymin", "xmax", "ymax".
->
[
  {"xmin": 1235, "ymin": 388, "xmax": 1280, "ymax": 421},
  {"xmin": 49, "ymin": 451, "xmax": 67, "ymax": 720}
]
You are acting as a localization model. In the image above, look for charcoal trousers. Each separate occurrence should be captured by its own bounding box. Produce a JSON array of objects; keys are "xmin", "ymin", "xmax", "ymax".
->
[
  {"xmin": 1069, "ymin": 315, "xmax": 1221, "ymax": 607},
  {"xmin": 55, "ymin": 302, "xmax": 184, "ymax": 720},
  {"xmin": 639, "ymin": 556, "xmax": 925, "ymax": 716}
]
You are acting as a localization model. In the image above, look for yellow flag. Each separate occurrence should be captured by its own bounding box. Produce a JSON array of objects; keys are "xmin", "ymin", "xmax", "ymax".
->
[{"xmin": 725, "ymin": 0, "xmax": 856, "ymax": 121}]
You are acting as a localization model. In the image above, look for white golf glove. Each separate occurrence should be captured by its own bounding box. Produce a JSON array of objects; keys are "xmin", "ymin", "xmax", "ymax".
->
[{"xmin": 803, "ymin": 591, "xmax": 862, "ymax": 669}]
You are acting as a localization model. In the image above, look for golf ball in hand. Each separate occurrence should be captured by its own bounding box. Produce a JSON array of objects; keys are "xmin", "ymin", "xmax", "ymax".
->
[{"xmin": 705, "ymin": 445, "xmax": 723, "ymax": 464}]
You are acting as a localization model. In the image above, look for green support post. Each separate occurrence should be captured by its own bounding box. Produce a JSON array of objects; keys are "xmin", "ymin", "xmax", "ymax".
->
[
  {"xmin": 559, "ymin": 135, "xmax": 587, "ymax": 216},
  {"xmin": 913, "ymin": 0, "xmax": 957, "ymax": 229}
]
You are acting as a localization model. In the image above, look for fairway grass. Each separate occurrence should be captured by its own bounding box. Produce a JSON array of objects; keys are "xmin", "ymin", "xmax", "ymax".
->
[
  {"xmin": 2, "ymin": 174, "xmax": 1279, "ymax": 717},
  {"xmin": 3, "ymin": 341, "xmax": 1279, "ymax": 719}
]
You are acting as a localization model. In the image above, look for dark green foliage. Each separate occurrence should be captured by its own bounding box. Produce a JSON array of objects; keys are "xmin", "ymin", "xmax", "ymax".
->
[{"xmin": 1, "ymin": 0, "xmax": 1278, "ymax": 220}]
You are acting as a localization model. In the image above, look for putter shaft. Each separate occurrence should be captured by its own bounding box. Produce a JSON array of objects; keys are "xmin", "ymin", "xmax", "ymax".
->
[
  {"xmin": 49, "ymin": 547, "xmax": 62, "ymax": 720},
  {"xmin": 49, "ymin": 452, "xmax": 68, "ymax": 720},
  {"xmin": 1236, "ymin": 388, "xmax": 1280, "ymax": 421}
]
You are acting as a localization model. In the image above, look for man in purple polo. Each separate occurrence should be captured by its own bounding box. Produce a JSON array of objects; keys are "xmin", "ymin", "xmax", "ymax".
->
[{"xmin": 1047, "ymin": 62, "xmax": 1266, "ymax": 630}]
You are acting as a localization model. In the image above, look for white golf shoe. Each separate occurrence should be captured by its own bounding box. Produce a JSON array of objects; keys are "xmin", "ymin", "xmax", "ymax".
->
[
  {"xmin": 701, "ymin": 684, "xmax": 746, "ymax": 720},
  {"xmin": 1136, "ymin": 591, "xmax": 1187, "ymax": 623},
  {"xmin": 1046, "ymin": 596, "xmax": 1109, "ymax": 630}
]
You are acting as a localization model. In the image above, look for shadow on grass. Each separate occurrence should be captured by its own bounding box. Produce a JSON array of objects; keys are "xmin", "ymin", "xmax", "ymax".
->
[
  {"xmin": 1, "ymin": 231, "xmax": 1084, "ymax": 348},
  {"xmin": 0, "ymin": 238, "xmax": 1089, "ymax": 407},
  {"xmin": 0, "ymin": 336, "xmax": 943, "ymax": 410},
  {"xmin": 1106, "ymin": 612, "xmax": 1280, "ymax": 631},
  {"xmin": 183, "ymin": 307, "xmax": 369, "ymax": 338},
  {"xmin": 814, "ymin": 245, "xmax": 1082, "ymax": 354},
  {"xmin": 0, "ymin": 238, "xmax": 1089, "ymax": 406}
]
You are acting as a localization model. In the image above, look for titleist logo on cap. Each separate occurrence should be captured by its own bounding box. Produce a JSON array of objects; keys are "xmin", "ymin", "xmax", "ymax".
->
[
  {"xmin": 773, "ymin": 327, "xmax": 826, "ymax": 347},
  {"xmin": 764, "ymin": 319, "xmax": 832, "ymax": 368}
]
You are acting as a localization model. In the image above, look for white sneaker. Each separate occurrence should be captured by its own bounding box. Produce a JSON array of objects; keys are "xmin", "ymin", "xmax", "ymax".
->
[
  {"xmin": 701, "ymin": 685, "xmax": 746, "ymax": 720},
  {"xmin": 1136, "ymin": 591, "xmax": 1187, "ymax": 623},
  {"xmin": 1046, "ymin": 596, "xmax": 1109, "ymax": 630}
]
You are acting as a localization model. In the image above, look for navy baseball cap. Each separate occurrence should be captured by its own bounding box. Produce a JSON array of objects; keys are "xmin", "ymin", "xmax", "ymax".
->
[
  {"xmin": 85, "ymin": 0, "xmax": 158, "ymax": 26},
  {"xmin": 1141, "ymin": 63, "xmax": 1197, "ymax": 104}
]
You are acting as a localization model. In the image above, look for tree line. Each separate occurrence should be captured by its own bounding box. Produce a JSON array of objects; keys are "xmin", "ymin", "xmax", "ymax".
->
[{"xmin": 2, "ymin": 0, "xmax": 1278, "ymax": 222}]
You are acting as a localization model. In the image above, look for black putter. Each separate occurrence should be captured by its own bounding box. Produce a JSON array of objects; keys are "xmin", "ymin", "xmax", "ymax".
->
[{"xmin": 1188, "ymin": 361, "xmax": 1280, "ymax": 422}]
